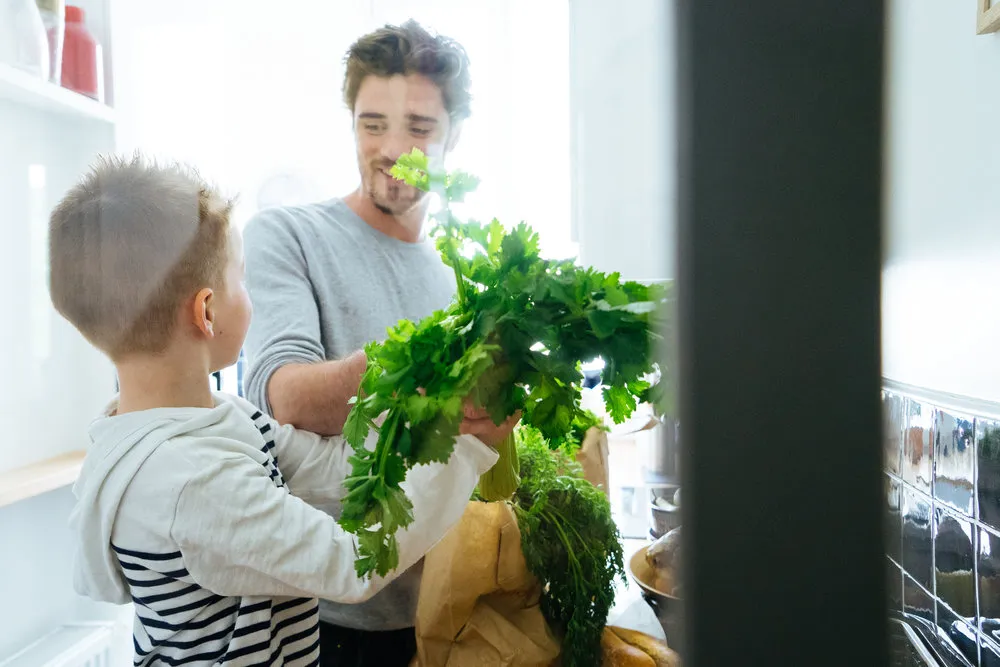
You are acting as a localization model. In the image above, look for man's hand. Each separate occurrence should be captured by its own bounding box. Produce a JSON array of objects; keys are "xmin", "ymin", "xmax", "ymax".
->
[{"xmin": 459, "ymin": 401, "xmax": 521, "ymax": 448}]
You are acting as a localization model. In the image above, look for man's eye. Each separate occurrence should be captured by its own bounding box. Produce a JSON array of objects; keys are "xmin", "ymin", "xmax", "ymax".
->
[
  {"xmin": 411, "ymin": 127, "xmax": 431, "ymax": 136},
  {"xmin": 365, "ymin": 124, "xmax": 385, "ymax": 133}
]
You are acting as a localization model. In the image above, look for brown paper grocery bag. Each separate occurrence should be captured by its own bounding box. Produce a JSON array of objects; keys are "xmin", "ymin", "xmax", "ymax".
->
[
  {"xmin": 411, "ymin": 501, "xmax": 561, "ymax": 667},
  {"xmin": 575, "ymin": 427, "xmax": 610, "ymax": 496},
  {"xmin": 410, "ymin": 428, "xmax": 612, "ymax": 667}
]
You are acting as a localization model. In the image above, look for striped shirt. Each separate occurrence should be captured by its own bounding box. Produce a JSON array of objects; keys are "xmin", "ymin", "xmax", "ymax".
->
[{"xmin": 115, "ymin": 413, "xmax": 319, "ymax": 666}]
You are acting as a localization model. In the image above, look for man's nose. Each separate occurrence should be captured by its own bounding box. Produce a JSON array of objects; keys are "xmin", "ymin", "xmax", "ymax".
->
[{"xmin": 380, "ymin": 129, "xmax": 413, "ymax": 163}]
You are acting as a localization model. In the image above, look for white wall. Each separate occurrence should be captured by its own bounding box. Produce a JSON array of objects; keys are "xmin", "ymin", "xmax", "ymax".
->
[
  {"xmin": 110, "ymin": 0, "xmax": 373, "ymax": 231},
  {"xmin": 881, "ymin": 1, "xmax": 1000, "ymax": 401},
  {"xmin": 569, "ymin": 0, "xmax": 674, "ymax": 282}
]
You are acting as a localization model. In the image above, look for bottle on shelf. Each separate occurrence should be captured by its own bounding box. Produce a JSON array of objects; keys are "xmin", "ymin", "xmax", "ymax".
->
[
  {"xmin": 61, "ymin": 4, "xmax": 103, "ymax": 102},
  {"xmin": 35, "ymin": 0, "xmax": 65, "ymax": 84},
  {"xmin": 0, "ymin": 0, "xmax": 50, "ymax": 79}
]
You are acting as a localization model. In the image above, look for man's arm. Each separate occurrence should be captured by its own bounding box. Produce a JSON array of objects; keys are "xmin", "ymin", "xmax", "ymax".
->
[
  {"xmin": 242, "ymin": 210, "xmax": 364, "ymax": 436},
  {"xmin": 266, "ymin": 351, "xmax": 366, "ymax": 436}
]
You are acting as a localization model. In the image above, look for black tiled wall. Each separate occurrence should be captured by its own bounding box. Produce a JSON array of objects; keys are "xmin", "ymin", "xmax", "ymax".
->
[{"xmin": 884, "ymin": 384, "xmax": 1000, "ymax": 666}]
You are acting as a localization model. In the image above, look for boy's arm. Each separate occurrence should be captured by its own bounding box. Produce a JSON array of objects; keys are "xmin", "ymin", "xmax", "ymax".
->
[
  {"xmin": 226, "ymin": 394, "xmax": 355, "ymax": 505},
  {"xmin": 170, "ymin": 434, "xmax": 498, "ymax": 603},
  {"xmin": 256, "ymin": 412, "xmax": 354, "ymax": 506},
  {"xmin": 237, "ymin": 397, "xmax": 518, "ymax": 507}
]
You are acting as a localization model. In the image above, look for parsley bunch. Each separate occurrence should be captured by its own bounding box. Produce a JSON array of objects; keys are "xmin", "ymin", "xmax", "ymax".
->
[
  {"xmin": 339, "ymin": 149, "xmax": 668, "ymax": 580},
  {"xmin": 513, "ymin": 425, "xmax": 625, "ymax": 667}
]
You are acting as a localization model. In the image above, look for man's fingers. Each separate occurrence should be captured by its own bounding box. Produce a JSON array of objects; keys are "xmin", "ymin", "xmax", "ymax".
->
[
  {"xmin": 459, "ymin": 416, "xmax": 489, "ymax": 436},
  {"xmin": 459, "ymin": 410, "xmax": 522, "ymax": 440},
  {"xmin": 463, "ymin": 402, "xmax": 490, "ymax": 419}
]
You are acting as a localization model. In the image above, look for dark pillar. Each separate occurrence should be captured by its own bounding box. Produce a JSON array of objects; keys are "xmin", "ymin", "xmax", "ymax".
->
[{"xmin": 674, "ymin": 2, "xmax": 887, "ymax": 664}]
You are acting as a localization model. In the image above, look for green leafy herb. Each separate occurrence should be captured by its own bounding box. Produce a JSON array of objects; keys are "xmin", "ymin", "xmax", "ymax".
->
[
  {"xmin": 339, "ymin": 147, "xmax": 670, "ymax": 579},
  {"xmin": 513, "ymin": 425, "xmax": 625, "ymax": 667}
]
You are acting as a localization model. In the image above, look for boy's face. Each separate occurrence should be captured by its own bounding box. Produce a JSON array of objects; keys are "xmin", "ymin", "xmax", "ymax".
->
[
  {"xmin": 353, "ymin": 73, "xmax": 458, "ymax": 216},
  {"xmin": 209, "ymin": 227, "xmax": 252, "ymax": 372}
]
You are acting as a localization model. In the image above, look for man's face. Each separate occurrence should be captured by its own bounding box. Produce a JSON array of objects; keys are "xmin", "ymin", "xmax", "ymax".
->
[{"xmin": 353, "ymin": 73, "xmax": 455, "ymax": 216}]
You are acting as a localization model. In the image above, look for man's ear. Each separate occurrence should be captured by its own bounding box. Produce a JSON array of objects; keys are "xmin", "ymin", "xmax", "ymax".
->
[{"xmin": 191, "ymin": 288, "xmax": 215, "ymax": 337}]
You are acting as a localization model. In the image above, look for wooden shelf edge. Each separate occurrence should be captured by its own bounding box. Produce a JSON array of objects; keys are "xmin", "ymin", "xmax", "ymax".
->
[{"xmin": 0, "ymin": 450, "xmax": 86, "ymax": 509}]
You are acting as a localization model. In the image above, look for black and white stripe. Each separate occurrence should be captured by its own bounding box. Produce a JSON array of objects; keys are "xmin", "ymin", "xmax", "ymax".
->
[
  {"xmin": 115, "ymin": 546, "xmax": 319, "ymax": 666},
  {"xmin": 250, "ymin": 411, "xmax": 284, "ymax": 488}
]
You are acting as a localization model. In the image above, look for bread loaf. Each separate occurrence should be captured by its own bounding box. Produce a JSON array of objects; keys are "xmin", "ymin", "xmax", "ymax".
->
[
  {"xmin": 608, "ymin": 627, "xmax": 680, "ymax": 667},
  {"xmin": 600, "ymin": 627, "xmax": 655, "ymax": 666}
]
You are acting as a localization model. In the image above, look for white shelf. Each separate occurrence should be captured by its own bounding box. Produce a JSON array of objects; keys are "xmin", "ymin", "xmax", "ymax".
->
[
  {"xmin": 0, "ymin": 62, "xmax": 114, "ymax": 124},
  {"xmin": 0, "ymin": 450, "xmax": 86, "ymax": 509}
]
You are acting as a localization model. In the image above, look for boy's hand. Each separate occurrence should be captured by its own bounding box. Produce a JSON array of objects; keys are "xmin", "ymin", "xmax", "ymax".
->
[{"xmin": 459, "ymin": 401, "xmax": 521, "ymax": 448}]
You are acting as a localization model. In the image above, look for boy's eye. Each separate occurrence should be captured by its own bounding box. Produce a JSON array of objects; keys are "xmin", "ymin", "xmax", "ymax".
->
[{"xmin": 410, "ymin": 127, "xmax": 431, "ymax": 137}]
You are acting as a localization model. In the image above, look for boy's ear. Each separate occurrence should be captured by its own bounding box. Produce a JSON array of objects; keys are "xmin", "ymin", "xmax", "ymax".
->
[{"xmin": 192, "ymin": 288, "xmax": 215, "ymax": 337}]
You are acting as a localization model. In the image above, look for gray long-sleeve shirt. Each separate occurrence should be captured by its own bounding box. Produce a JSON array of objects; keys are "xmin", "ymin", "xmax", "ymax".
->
[{"xmin": 242, "ymin": 197, "xmax": 455, "ymax": 631}]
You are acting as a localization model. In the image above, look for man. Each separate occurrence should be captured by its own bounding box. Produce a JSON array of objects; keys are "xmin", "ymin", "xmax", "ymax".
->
[{"xmin": 242, "ymin": 20, "xmax": 500, "ymax": 667}]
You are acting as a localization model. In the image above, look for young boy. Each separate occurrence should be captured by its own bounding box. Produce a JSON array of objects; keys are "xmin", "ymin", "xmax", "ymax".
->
[{"xmin": 48, "ymin": 155, "xmax": 513, "ymax": 666}]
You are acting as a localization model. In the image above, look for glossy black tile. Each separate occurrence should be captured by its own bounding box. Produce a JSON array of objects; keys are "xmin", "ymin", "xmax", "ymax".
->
[
  {"xmin": 887, "ymin": 475, "xmax": 902, "ymax": 563},
  {"xmin": 904, "ymin": 573, "xmax": 935, "ymax": 624},
  {"xmin": 937, "ymin": 601, "xmax": 979, "ymax": 667},
  {"xmin": 887, "ymin": 557, "xmax": 903, "ymax": 612},
  {"xmin": 903, "ymin": 486, "xmax": 934, "ymax": 592},
  {"xmin": 980, "ymin": 525, "xmax": 1000, "ymax": 647},
  {"xmin": 935, "ymin": 508, "xmax": 977, "ymax": 619},
  {"xmin": 936, "ymin": 410, "xmax": 976, "ymax": 517},
  {"xmin": 983, "ymin": 638, "xmax": 1000, "ymax": 667},
  {"xmin": 884, "ymin": 391, "xmax": 905, "ymax": 476},
  {"xmin": 979, "ymin": 419, "xmax": 1000, "ymax": 530},
  {"xmin": 904, "ymin": 401, "xmax": 934, "ymax": 495}
]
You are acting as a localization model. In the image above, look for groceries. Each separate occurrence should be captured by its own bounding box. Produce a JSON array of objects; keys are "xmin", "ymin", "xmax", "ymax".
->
[{"xmin": 600, "ymin": 626, "xmax": 681, "ymax": 667}]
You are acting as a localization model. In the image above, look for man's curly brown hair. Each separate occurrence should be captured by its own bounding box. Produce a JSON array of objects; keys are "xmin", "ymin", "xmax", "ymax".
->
[{"xmin": 343, "ymin": 19, "xmax": 473, "ymax": 122}]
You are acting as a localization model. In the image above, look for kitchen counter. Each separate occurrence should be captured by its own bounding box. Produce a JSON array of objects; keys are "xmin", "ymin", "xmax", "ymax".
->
[{"xmin": 608, "ymin": 539, "xmax": 670, "ymax": 642}]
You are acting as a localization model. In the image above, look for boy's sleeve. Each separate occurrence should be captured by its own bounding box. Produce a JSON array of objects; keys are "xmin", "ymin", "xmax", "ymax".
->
[
  {"xmin": 228, "ymin": 394, "xmax": 355, "ymax": 507},
  {"xmin": 261, "ymin": 414, "xmax": 354, "ymax": 507},
  {"xmin": 170, "ymin": 434, "xmax": 498, "ymax": 603},
  {"xmin": 242, "ymin": 209, "xmax": 324, "ymax": 415}
]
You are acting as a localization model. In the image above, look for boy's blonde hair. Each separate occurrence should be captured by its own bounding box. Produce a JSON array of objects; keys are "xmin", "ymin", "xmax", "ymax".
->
[{"xmin": 49, "ymin": 154, "xmax": 234, "ymax": 359}]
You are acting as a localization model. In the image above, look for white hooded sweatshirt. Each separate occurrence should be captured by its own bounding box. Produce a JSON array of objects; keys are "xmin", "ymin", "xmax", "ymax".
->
[{"xmin": 69, "ymin": 392, "xmax": 498, "ymax": 666}]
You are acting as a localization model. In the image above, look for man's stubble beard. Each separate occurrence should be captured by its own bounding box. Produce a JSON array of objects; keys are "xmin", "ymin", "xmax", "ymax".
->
[{"xmin": 367, "ymin": 171, "xmax": 424, "ymax": 216}]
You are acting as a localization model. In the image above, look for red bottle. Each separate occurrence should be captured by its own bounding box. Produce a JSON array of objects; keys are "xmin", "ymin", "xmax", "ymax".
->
[{"xmin": 60, "ymin": 5, "xmax": 103, "ymax": 101}]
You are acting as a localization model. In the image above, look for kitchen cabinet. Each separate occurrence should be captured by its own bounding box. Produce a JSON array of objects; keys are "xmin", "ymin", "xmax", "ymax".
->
[{"xmin": 0, "ymin": 0, "xmax": 126, "ymax": 656}]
